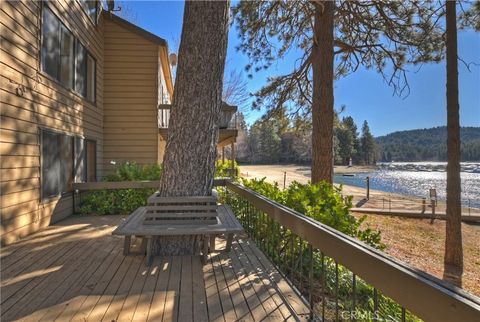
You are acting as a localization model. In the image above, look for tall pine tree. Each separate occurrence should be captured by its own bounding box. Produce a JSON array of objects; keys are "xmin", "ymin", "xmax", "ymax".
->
[
  {"xmin": 360, "ymin": 121, "xmax": 377, "ymax": 165},
  {"xmin": 234, "ymin": 1, "xmax": 444, "ymax": 183},
  {"xmin": 157, "ymin": 1, "xmax": 230, "ymax": 255}
]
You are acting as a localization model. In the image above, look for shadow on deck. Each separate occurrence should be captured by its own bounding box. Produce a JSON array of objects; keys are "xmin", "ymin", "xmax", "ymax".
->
[{"xmin": 0, "ymin": 215, "xmax": 309, "ymax": 321}]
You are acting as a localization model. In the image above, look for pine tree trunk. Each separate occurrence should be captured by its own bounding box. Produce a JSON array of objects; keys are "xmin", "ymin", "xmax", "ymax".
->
[
  {"xmin": 154, "ymin": 0, "xmax": 230, "ymax": 255},
  {"xmin": 311, "ymin": 1, "xmax": 334, "ymax": 184},
  {"xmin": 443, "ymin": 0, "xmax": 463, "ymax": 287}
]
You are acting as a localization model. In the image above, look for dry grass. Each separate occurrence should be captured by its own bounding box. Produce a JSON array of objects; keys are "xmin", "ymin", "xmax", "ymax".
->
[{"xmin": 355, "ymin": 213, "xmax": 480, "ymax": 297}]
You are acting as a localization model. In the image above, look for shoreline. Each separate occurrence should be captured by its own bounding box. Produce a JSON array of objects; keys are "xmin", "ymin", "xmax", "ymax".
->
[
  {"xmin": 237, "ymin": 164, "xmax": 480, "ymax": 297},
  {"xmin": 239, "ymin": 164, "xmax": 480, "ymax": 215}
]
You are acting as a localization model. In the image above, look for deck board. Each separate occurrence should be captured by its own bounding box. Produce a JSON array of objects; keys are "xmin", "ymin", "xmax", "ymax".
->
[{"xmin": 0, "ymin": 215, "xmax": 309, "ymax": 321}]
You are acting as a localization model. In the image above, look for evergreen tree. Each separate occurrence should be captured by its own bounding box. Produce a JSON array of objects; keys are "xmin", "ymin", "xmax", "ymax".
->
[
  {"xmin": 157, "ymin": 0, "xmax": 230, "ymax": 254},
  {"xmin": 336, "ymin": 127, "xmax": 355, "ymax": 165},
  {"xmin": 342, "ymin": 116, "xmax": 360, "ymax": 162},
  {"xmin": 234, "ymin": 1, "xmax": 444, "ymax": 183},
  {"xmin": 360, "ymin": 121, "xmax": 377, "ymax": 165},
  {"xmin": 444, "ymin": 0, "xmax": 462, "ymax": 287}
]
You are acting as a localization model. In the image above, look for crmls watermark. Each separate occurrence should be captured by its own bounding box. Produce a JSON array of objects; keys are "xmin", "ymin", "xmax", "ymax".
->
[{"xmin": 340, "ymin": 310, "xmax": 398, "ymax": 322}]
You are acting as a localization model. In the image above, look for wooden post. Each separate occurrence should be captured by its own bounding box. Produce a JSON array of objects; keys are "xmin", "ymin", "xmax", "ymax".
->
[
  {"xmin": 422, "ymin": 198, "xmax": 426, "ymax": 213},
  {"xmin": 146, "ymin": 237, "xmax": 153, "ymax": 266},
  {"xmin": 429, "ymin": 188, "xmax": 437, "ymax": 223},
  {"xmin": 283, "ymin": 171, "xmax": 287, "ymax": 190},
  {"xmin": 230, "ymin": 142, "xmax": 235, "ymax": 177},
  {"xmin": 222, "ymin": 146, "xmax": 225, "ymax": 163},
  {"xmin": 366, "ymin": 176, "xmax": 370, "ymax": 200},
  {"xmin": 123, "ymin": 236, "xmax": 131, "ymax": 256},
  {"xmin": 431, "ymin": 199, "xmax": 436, "ymax": 224},
  {"xmin": 226, "ymin": 233, "xmax": 234, "ymax": 251}
]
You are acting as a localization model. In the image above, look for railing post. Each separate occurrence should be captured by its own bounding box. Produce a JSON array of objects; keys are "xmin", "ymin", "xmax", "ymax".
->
[
  {"xmin": 430, "ymin": 199, "xmax": 436, "ymax": 224},
  {"xmin": 422, "ymin": 198, "xmax": 426, "ymax": 213},
  {"xmin": 308, "ymin": 243, "xmax": 314, "ymax": 320}
]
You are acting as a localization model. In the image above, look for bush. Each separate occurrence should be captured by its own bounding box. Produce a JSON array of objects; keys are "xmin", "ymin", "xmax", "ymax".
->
[
  {"xmin": 79, "ymin": 161, "xmax": 240, "ymax": 215},
  {"xmin": 215, "ymin": 159, "xmax": 240, "ymax": 179},
  {"xmin": 79, "ymin": 162, "xmax": 161, "ymax": 215},
  {"xmin": 239, "ymin": 177, "xmax": 384, "ymax": 249}
]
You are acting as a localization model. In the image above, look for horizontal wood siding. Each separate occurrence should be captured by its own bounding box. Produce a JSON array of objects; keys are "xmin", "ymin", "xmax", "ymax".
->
[
  {"xmin": 103, "ymin": 18, "xmax": 158, "ymax": 174},
  {"xmin": 0, "ymin": 0, "xmax": 104, "ymax": 245}
]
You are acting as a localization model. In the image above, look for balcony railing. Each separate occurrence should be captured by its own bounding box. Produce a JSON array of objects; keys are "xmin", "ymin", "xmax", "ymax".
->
[
  {"xmin": 222, "ymin": 181, "xmax": 480, "ymax": 322},
  {"xmin": 72, "ymin": 179, "xmax": 480, "ymax": 321},
  {"xmin": 158, "ymin": 103, "xmax": 237, "ymax": 129}
]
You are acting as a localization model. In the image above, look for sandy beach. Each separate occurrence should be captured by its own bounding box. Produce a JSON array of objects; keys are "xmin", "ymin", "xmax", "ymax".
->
[
  {"xmin": 238, "ymin": 164, "xmax": 480, "ymax": 296},
  {"xmin": 239, "ymin": 164, "xmax": 479, "ymax": 215}
]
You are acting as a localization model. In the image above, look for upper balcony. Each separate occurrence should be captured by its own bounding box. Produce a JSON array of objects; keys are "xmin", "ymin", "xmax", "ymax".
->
[{"xmin": 158, "ymin": 103, "xmax": 238, "ymax": 146}]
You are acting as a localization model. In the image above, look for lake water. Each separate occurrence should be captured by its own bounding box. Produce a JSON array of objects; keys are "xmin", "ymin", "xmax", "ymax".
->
[{"xmin": 333, "ymin": 162, "xmax": 480, "ymax": 208}]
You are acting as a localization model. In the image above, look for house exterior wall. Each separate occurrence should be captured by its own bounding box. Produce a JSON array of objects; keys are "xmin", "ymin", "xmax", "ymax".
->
[
  {"xmin": 0, "ymin": 0, "xmax": 104, "ymax": 244},
  {"xmin": 102, "ymin": 17, "xmax": 159, "ymax": 173}
]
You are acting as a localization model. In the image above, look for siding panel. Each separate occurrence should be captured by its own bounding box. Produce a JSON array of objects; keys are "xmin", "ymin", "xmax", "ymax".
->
[
  {"xmin": 103, "ymin": 17, "xmax": 158, "ymax": 173},
  {"xmin": 0, "ymin": 0, "xmax": 104, "ymax": 244}
]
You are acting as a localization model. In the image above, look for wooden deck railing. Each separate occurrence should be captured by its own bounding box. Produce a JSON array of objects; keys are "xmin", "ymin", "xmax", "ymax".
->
[
  {"xmin": 72, "ymin": 179, "xmax": 480, "ymax": 321},
  {"xmin": 223, "ymin": 181, "xmax": 480, "ymax": 322},
  {"xmin": 72, "ymin": 179, "xmax": 228, "ymax": 191}
]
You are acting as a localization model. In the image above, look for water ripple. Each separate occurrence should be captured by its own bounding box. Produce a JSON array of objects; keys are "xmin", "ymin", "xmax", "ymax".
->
[{"xmin": 334, "ymin": 163, "xmax": 480, "ymax": 208}]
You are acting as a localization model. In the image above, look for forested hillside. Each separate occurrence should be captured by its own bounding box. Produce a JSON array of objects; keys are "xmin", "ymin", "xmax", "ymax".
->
[{"xmin": 376, "ymin": 127, "xmax": 480, "ymax": 162}]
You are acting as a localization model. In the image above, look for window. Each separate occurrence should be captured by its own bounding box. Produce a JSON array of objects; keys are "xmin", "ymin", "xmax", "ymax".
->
[
  {"xmin": 80, "ymin": 0, "xmax": 98, "ymax": 24},
  {"xmin": 42, "ymin": 130, "xmax": 97, "ymax": 200},
  {"xmin": 86, "ymin": 54, "xmax": 96, "ymax": 102},
  {"xmin": 41, "ymin": 6, "xmax": 60, "ymax": 79},
  {"xmin": 60, "ymin": 25, "xmax": 74, "ymax": 87},
  {"xmin": 74, "ymin": 137, "xmax": 86, "ymax": 182},
  {"xmin": 41, "ymin": 130, "xmax": 73, "ymax": 199},
  {"xmin": 41, "ymin": 4, "xmax": 96, "ymax": 103},
  {"xmin": 73, "ymin": 137, "xmax": 97, "ymax": 183},
  {"xmin": 75, "ymin": 39, "xmax": 87, "ymax": 96}
]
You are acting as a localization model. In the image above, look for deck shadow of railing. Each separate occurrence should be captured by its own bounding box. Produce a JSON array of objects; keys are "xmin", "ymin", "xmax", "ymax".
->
[
  {"xmin": 1, "ymin": 220, "xmax": 122, "ymax": 320},
  {"xmin": 0, "ymin": 217, "xmax": 184, "ymax": 321}
]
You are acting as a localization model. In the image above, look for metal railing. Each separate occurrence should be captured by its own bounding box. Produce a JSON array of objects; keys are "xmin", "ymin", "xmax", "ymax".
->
[{"xmin": 222, "ymin": 181, "xmax": 480, "ymax": 322}]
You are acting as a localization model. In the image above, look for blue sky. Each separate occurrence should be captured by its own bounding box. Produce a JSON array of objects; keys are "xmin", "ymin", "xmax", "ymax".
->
[{"xmin": 118, "ymin": 1, "xmax": 480, "ymax": 136}]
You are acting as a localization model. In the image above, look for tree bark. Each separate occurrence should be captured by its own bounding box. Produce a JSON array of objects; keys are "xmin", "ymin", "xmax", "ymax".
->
[
  {"xmin": 443, "ymin": 0, "xmax": 463, "ymax": 287},
  {"xmin": 154, "ymin": 0, "xmax": 230, "ymax": 256},
  {"xmin": 159, "ymin": 1, "xmax": 230, "ymax": 197},
  {"xmin": 311, "ymin": 1, "xmax": 334, "ymax": 184}
]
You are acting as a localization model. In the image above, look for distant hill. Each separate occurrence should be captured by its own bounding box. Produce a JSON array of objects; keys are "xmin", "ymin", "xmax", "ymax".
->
[{"xmin": 376, "ymin": 126, "xmax": 480, "ymax": 162}]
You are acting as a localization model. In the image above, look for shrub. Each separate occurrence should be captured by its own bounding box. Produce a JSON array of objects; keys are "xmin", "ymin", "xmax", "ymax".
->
[
  {"xmin": 79, "ymin": 162, "xmax": 161, "ymax": 215},
  {"xmin": 79, "ymin": 161, "xmax": 240, "ymax": 215},
  {"xmin": 239, "ymin": 178, "xmax": 384, "ymax": 249},
  {"xmin": 215, "ymin": 159, "xmax": 240, "ymax": 179}
]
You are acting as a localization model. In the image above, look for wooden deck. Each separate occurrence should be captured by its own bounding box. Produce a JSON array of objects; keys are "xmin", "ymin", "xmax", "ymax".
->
[{"xmin": 0, "ymin": 215, "xmax": 309, "ymax": 321}]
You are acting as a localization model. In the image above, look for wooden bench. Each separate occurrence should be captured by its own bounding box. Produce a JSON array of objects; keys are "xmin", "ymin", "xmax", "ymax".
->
[{"xmin": 112, "ymin": 204, "xmax": 243, "ymax": 265}]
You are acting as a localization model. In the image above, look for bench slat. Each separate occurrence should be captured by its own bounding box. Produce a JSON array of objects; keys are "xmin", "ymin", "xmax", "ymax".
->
[
  {"xmin": 147, "ymin": 196, "xmax": 218, "ymax": 204},
  {"xmin": 146, "ymin": 205, "xmax": 218, "ymax": 212},
  {"xmin": 112, "ymin": 205, "xmax": 244, "ymax": 236},
  {"xmin": 143, "ymin": 218, "xmax": 219, "ymax": 226},
  {"xmin": 144, "ymin": 213, "xmax": 218, "ymax": 219}
]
